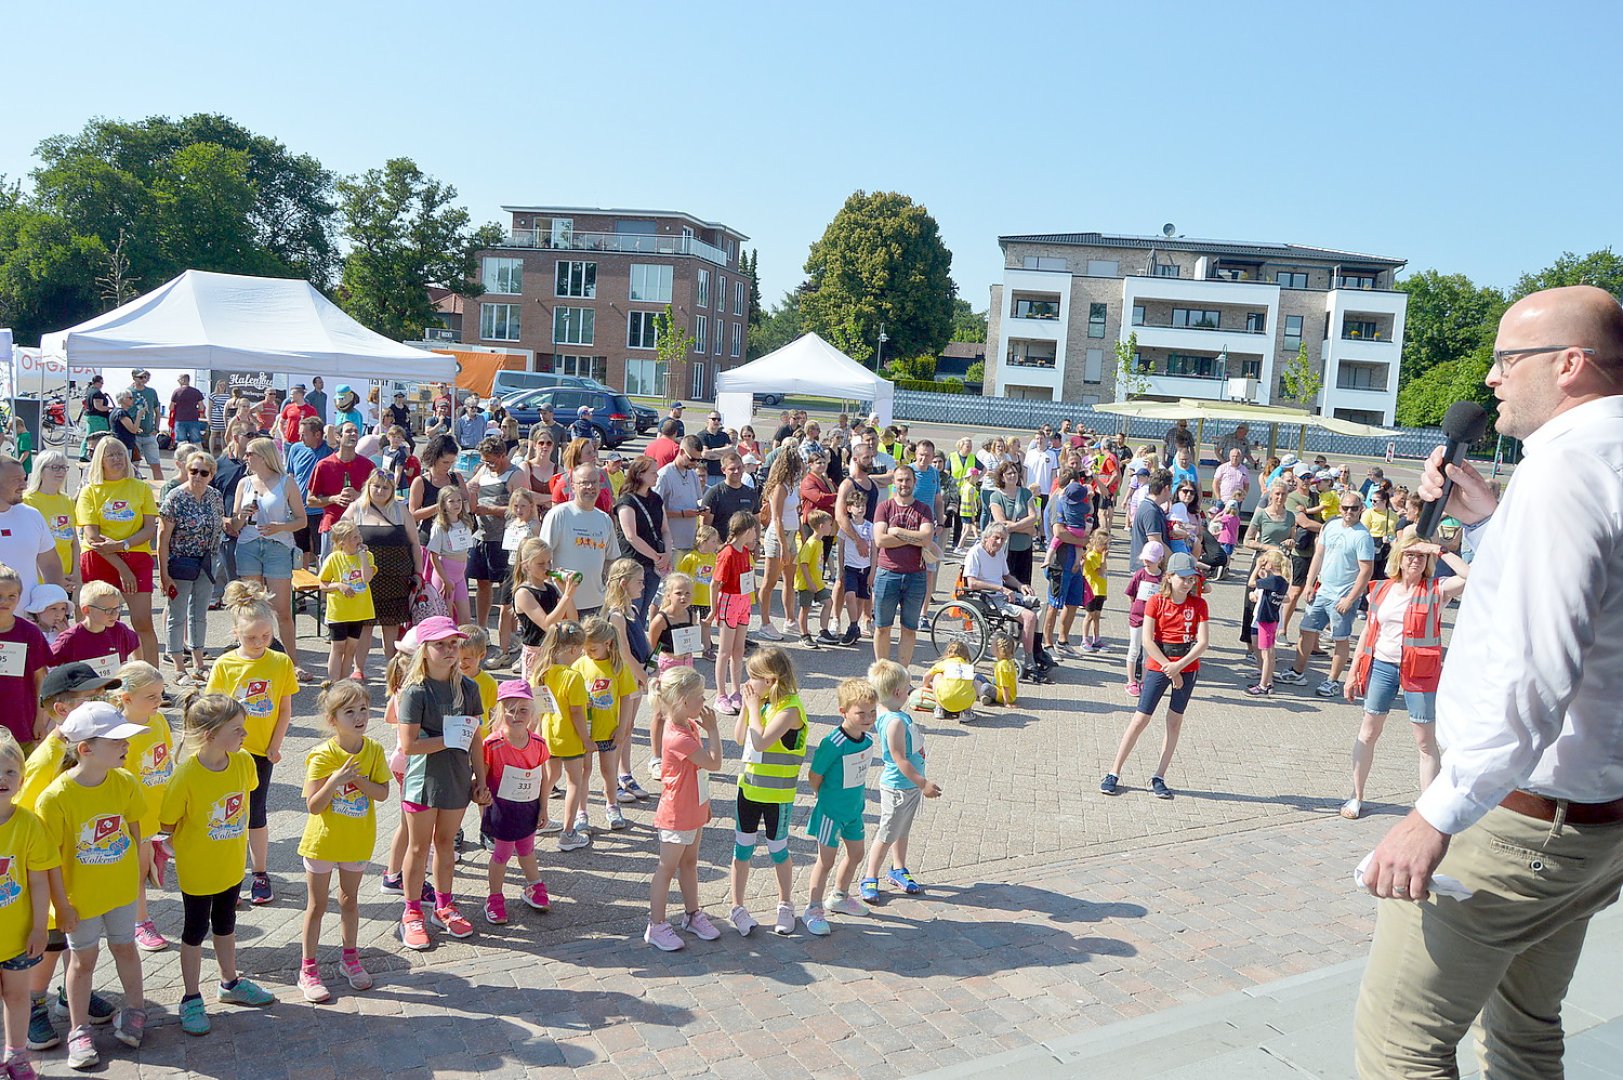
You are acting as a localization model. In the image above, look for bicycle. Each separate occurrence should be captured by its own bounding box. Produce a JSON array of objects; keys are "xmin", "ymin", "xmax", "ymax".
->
[{"xmin": 41, "ymin": 393, "xmax": 83, "ymax": 448}]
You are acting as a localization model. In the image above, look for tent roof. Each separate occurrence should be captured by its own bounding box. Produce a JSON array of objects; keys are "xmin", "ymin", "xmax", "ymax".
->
[
  {"xmin": 1094, "ymin": 397, "xmax": 1399, "ymax": 437},
  {"xmin": 715, "ymin": 333, "xmax": 892, "ymax": 399},
  {"xmin": 40, "ymin": 270, "xmax": 456, "ymax": 380}
]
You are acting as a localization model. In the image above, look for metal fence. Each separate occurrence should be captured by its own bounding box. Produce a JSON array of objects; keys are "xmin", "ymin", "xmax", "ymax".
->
[{"xmin": 891, "ymin": 388, "xmax": 1456, "ymax": 460}]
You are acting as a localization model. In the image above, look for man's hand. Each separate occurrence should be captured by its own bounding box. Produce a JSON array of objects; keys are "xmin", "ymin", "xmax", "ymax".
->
[
  {"xmin": 1335, "ymin": 594, "xmax": 1355, "ymax": 616},
  {"xmin": 1364, "ymin": 809, "xmax": 1451, "ymax": 901},
  {"xmin": 1418, "ymin": 446, "xmax": 1496, "ymax": 527}
]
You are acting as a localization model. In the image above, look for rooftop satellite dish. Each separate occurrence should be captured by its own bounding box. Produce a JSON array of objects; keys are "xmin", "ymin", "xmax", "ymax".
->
[{"xmin": 1162, "ymin": 223, "xmax": 1176, "ymax": 237}]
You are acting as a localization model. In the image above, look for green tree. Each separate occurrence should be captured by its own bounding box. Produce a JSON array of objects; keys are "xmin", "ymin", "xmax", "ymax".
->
[
  {"xmin": 335, "ymin": 158, "xmax": 501, "ymax": 341},
  {"xmin": 1114, "ymin": 331, "xmax": 1150, "ymax": 398},
  {"xmin": 885, "ymin": 354, "xmax": 937, "ymax": 381},
  {"xmin": 653, "ymin": 303, "xmax": 696, "ymax": 389},
  {"xmin": 1279, "ymin": 343, "xmax": 1323, "ymax": 407},
  {"xmin": 1395, "ymin": 345, "xmax": 1496, "ymax": 428},
  {"xmin": 150, "ymin": 143, "xmax": 269, "ymax": 275},
  {"xmin": 0, "ymin": 199, "xmax": 105, "ymax": 343},
  {"xmin": 1512, "ymin": 248, "xmax": 1623, "ymax": 300},
  {"xmin": 743, "ymin": 248, "xmax": 763, "ymax": 328},
  {"xmin": 746, "ymin": 290, "xmax": 804, "ymax": 359},
  {"xmin": 1396, "ymin": 270, "xmax": 1506, "ymax": 390},
  {"xmin": 965, "ymin": 360, "xmax": 985, "ymax": 384},
  {"xmin": 950, "ymin": 297, "xmax": 987, "ymax": 343},
  {"xmin": 801, "ymin": 190, "xmax": 954, "ymax": 366}
]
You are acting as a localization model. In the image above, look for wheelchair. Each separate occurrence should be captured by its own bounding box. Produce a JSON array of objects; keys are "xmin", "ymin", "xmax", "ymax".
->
[{"xmin": 927, "ymin": 575, "xmax": 1031, "ymax": 663}]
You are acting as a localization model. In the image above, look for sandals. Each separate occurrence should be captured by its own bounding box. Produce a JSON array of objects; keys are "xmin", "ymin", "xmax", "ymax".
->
[{"xmin": 1340, "ymin": 798, "xmax": 1362, "ymax": 820}]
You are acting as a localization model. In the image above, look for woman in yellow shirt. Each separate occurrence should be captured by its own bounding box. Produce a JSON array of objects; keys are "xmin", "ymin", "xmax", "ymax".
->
[
  {"xmin": 74, "ymin": 439, "xmax": 158, "ymax": 665},
  {"xmin": 22, "ymin": 450, "xmax": 77, "ymax": 585}
]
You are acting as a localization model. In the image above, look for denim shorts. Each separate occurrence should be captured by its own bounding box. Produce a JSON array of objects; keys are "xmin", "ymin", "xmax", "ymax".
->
[
  {"xmin": 1136, "ymin": 668, "xmax": 1199, "ymax": 715},
  {"xmin": 1049, "ymin": 562, "xmax": 1088, "ymax": 609},
  {"xmin": 235, "ymin": 536, "xmax": 296, "ymax": 578},
  {"xmin": 1361, "ymin": 658, "xmax": 1436, "ymax": 723},
  {"xmin": 873, "ymin": 568, "xmax": 926, "ymax": 631},
  {"xmin": 176, "ymin": 420, "xmax": 207, "ymax": 444},
  {"xmin": 1299, "ymin": 591, "xmax": 1357, "ymax": 641}
]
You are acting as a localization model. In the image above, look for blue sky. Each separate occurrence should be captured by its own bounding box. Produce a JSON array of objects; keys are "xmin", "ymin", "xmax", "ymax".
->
[{"xmin": 5, "ymin": 0, "xmax": 1617, "ymax": 312}]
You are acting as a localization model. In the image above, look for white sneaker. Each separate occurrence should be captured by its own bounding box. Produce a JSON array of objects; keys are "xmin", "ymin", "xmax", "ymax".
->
[
  {"xmin": 558, "ymin": 830, "xmax": 589, "ymax": 852},
  {"xmin": 646, "ymin": 757, "xmax": 663, "ymax": 781},
  {"xmin": 606, "ymin": 805, "xmax": 628, "ymax": 830},
  {"xmin": 828, "ymin": 892, "xmax": 871, "ymax": 918},
  {"xmin": 757, "ymin": 623, "xmax": 784, "ymax": 641},
  {"xmin": 729, "ymin": 905, "xmax": 758, "ymax": 937},
  {"xmin": 574, "ymin": 810, "xmax": 590, "ymax": 834},
  {"xmin": 772, "ymin": 902, "xmax": 796, "ymax": 935},
  {"xmin": 1315, "ymin": 678, "xmax": 1340, "ymax": 697}
]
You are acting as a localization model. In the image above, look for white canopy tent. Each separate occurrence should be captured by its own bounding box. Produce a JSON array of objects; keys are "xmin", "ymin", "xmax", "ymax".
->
[
  {"xmin": 40, "ymin": 269, "xmax": 457, "ymax": 382},
  {"xmin": 714, "ymin": 332, "xmax": 894, "ymax": 431}
]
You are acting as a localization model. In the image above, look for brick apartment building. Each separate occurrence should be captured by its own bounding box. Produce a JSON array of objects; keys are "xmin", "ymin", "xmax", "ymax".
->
[
  {"xmin": 465, "ymin": 206, "xmax": 751, "ymax": 400},
  {"xmin": 985, "ymin": 231, "xmax": 1408, "ymax": 425}
]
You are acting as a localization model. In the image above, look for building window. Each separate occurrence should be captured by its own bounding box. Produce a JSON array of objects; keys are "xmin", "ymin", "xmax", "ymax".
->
[
  {"xmin": 1245, "ymin": 312, "xmax": 1267, "ymax": 334},
  {"xmin": 627, "ymin": 311, "xmax": 660, "ymax": 350},
  {"xmin": 694, "ymin": 315, "xmax": 707, "ymax": 354},
  {"xmin": 696, "ymin": 268, "xmax": 710, "ymax": 309},
  {"xmin": 714, "ymin": 320, "xmax": 723, "ymax": 354},
  {"xmin": 554, "ymin": 260, "xmax": 596, "ymax": 298},
  {"xmin": 1165, "ymin": 353, "xmax": 1223, "ymax": 378},
  {"xmin": 691, "ymin": 362, "xmax": 706, "ymax": 400},
  {"xmin": 1171, "ymin": 308, "xmax": 1221, "ymax": 329},
  {"xmin": 1088, "ymin": 303, "xmax": 1107, "ymax": 338},
  {"xmin": 725, "ymin": 239, "xmax": 735, "ymax": 263},
  {"xmin": 1240, "ymin": 357, "xmax": 1262, "ymax": 378},
  {"xmin": 1343, "ymin": 319, "xmax": 1379, "ymax": 340},
  {"xmin": 1275, "ymin": 270, "xmax": 1308, "ymax": 289},
  {"xmin": 552, "ymin": 306, "xmax": 594, "ymax": 346},
  {"xmin": 1084, "ymin": 348, "xmax": 1104, "ymax": 383},
  {"xmin": 1338, "ymin": 364, "xmax": 1388, "ymax": 391},
  {"xmin": 731, "ymin": 322, "xmax": 741, "ymax": 357},
  {"xmin": 628, "ymin": 264, "xmax": 673, "ymax": 303},
  {"xmin": 483, "ymin": 257, "xmax": 523, "ymax": 295},
  {"xmin": 1014, "ymin": 299, "xmax": 1060, "ymax": 320},
  {"xmin": 1338, "ymin": 273, "xmax": 1377, "ymax": 290},
  {"xmin": 1131, "ymin": 305, "xmax": 1144, "ymax": 326},
  {"xmin": 625, "ymin": 359, "xmax": 668, "ymax": 397},
  {"xmin": 1284, "ymin": 315, "xmax": 1304, "ymax": 350},
  {"xmin": 555, "ymin": 355, "xmax": 607, "ymax": 382},
  {"xmin": 1022, "ymin": 256, "xmax": 1067, "ymax": 271},
  {"xmin": 1154, "ymin": 262, "xmax": 1181, "ymax": 278},
  {"xmin": 734, "ymin": 280, "xmax": 745, "ymax": 316},
  {"xmin": 716, "ymin": 275, "xmax": 726, "ymax": 310},
  {"xmin": 1086, "ymin": 260, "xmax": 1119, "ymax": 277},
  {"xmin": 479, "ymin": 303, "xmax": 520, "ymax": 341}
]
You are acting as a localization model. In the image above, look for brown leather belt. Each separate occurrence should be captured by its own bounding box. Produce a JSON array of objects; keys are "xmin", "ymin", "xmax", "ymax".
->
[{"xmin": 1500, "ymin": 789, "xmax": 1623, "ymax": 825}]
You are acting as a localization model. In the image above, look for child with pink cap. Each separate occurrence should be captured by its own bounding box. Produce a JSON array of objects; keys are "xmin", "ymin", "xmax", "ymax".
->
[
  {"xmin": 1123, "ymin": 540, "xmax": 1167, "ymax": 696},
  {"xmin": 480, "ymin": 680, "xmax": 551, "ymax": 925}
]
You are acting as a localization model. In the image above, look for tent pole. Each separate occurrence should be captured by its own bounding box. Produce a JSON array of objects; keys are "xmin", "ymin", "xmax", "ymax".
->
[
  {"xmin": 1267, "ymin": 422, "xmax": 1278, "ymax": 462},
  {"xmin": 1298, "ymin": 424, "xmax": 1307, "ymax": 456},
  {"xmin": 1195, "ymin": 416, "xmax": 1206, "ymax": 462}
]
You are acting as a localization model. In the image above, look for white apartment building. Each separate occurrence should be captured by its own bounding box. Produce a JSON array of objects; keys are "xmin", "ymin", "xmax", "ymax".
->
[{"xmin": 984, "ymin": 232, "xmax": 1408, "ymax": 426}]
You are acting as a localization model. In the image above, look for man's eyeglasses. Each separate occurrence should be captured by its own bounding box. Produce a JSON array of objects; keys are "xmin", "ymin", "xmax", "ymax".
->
[{"xmin": 1491, "ymin": 346, "xmax": 1595, "ymax": 375}]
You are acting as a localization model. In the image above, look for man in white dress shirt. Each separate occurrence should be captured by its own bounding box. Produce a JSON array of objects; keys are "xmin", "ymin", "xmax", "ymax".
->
[{"xmin": 1355, "ymin": 286, "xmax": 1623, "ymax": 1077}]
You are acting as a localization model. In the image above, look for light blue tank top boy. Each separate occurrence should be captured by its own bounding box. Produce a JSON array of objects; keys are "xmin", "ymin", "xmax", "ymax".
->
[{"xmin": 877, "ymin": 709, "xmax": 926, "ymax": 791}]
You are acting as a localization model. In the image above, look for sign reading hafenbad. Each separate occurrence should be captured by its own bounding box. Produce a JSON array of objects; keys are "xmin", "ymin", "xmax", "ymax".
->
[{"xmin": 214, "ymin": 370, "xmax": 278, "ymax": 395}]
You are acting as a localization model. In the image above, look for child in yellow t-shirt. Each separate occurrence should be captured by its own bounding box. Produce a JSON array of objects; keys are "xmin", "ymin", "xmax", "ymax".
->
[
  {"xmin": 532, "ymin": 623, "xmax": 589, "ymax": 853},
  {"xmin": 0, "ymin": 728, "xmax": 61, "ymax": 1077},
  {"xmin": 991, "ymin": 635, "xmax": 1019, "ymax": 707},
  {"xmin": 910, "ymin": 641, "xmax": 989, "ymax": 721},
  {"xmin": 160, "ymin": 693, "xmax": 273, "ymax": 1034},
  {"xmin": 36, "ymin": 702, "xmax": 152, "ymax": 1053},
  {"xmin": 457, "ymin": 625, "xmax": 499, "ymax": 738},
  {"xmin": 297, "ymin": 681, "xmax": 390, "ymax": 1004},
  {"xmin": 793, "ymin": 512, "xmax": 838, "ymax": 647},
  {"xmin": 1080, "ymin": 531, "xmax": 1110, "ymax": 653},
  {"xmin": 676, "ymin": 526, "xmax": 721, "ymax": 658},
  {"xmin": 572, "ymin": 619, "xmax": 637, "ymax": 834},
  {"xmin": 317, "ymin": 520, "xmax": 377, "ymax": 686},
  {"xmin": 112, "ymin": 662, "xmax": 175, "ymax": 954}
]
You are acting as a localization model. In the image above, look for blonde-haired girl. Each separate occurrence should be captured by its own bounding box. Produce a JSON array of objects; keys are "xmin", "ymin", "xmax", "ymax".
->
[
  {"xmin": 644, "ymin": 667, "xmax": 722, "ymax": 951},
  {"xmin": 644, "ymin": 573, "xmax": 698, "ymax": 784},
  {"xmin": 297, "ymin": 680, "xmax": 390, "ymax": 1000},
  {"xmin": 426, "ymin": 486, "xmax": 478, "ymax": 624},
  {"xmin": 510, "ymin": 538, "xmax": 579, "ymax": 683},
  {"xmin": 530, "ymin": 622, "xmax": 589, "ymax": 853},
  {"xmin": 1245, "ymin": 549, "xmax": 1290, "ymax": 696},
  {"xmin": 112, "ymin": 662, "xmax": 175, "ymax": 953},
  {"xmin": 728, "ymin": 645, "xmax": 807, "ymax": 937},
  {"xmin": 572, "ymin": 618, "xmax": 637, "ymax": 833},
  {"xmin": 599, "ymin": 557, "xmax": 649, "ymax": 800},
  {"xmin": 204, "ymin": 581, "xmax": 297, "ymax": 905},
  {"xmin": 159, "ymin": 693, "xmax": 273, "ymax": 1036}
]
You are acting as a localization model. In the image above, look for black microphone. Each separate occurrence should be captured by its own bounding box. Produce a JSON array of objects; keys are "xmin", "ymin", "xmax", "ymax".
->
[{"xmin": 1415, "ymin": 401, "xmax": 1489, "ymax": 541}]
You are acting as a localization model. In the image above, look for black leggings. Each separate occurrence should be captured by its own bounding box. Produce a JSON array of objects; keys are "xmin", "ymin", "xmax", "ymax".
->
[{"xmin": 181, "ymin": 884, "xmax": 241, "ymax": 947}]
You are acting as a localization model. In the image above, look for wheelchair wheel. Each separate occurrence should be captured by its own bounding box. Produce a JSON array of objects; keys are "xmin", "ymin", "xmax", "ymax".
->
[{"xmin": 929, "ymin": 600, "xmax": 990, "ymax": 663}]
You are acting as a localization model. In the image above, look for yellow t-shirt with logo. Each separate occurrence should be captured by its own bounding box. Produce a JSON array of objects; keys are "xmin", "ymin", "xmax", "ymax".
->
[
  {"xmin": 122, "ymin": 710, "xmax": 175, "ymax": 836},
  {"xmin": 18, "ymin": 734, "xmax": 66, "ymax": 813},
  {"xmin": 318, "ymin": 550, "xmax": 377, "ymax": 625},
  {"xmin": 36, "ymin": 769, "xmax": 145, "ymax": 920},
  {"xmin": 205, "ymin": 648, "xmax": 298, "ymax": 757},
  {"xmin": 76, "ymin": 478, "xmax": 158, "ymax": 552},
  {"xmin": 0, "ymin": 807, "xmax": 59, "ymax": 960},
  {"xmin": 298, "ymin": 737, "xmax": 391, "ymax": 865},
  {"xmin": 793, "ymin": 538, "xmax": 826, "ymax": 593},
  {"xmin": 677, "ymin": 551, "xmax": 716, "ymax": 607},
  {"xmin": 571, "ymin": 655, "xmax": 637, "ymax": 742},
  {"xmin": 159, "ymin": 751, "xmax": 258, "ymax": 896},
  {"xmin": 23, "ymin": 491, "xmax": 76, "ymax": 576},
  {"xmin": 535, "ymin": 665, "xmax": 589, "ymax": 758}
]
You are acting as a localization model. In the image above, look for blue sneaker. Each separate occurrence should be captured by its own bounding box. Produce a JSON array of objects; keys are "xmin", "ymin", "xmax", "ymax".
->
[
  {"xmin": 179, "ymin": 995, "xmax": 210, "ymax": 1036},
  {"xmin": 802, "ymin": 906, "xmax": 831, "ymax": 936},
  {"xmin": 26, "ymin": 999, "xmax": 57, "ymax": 1051},
  {"xmin": 887, "ymin": 867, "xmax": 922, "ymax": 894},
  {"xmin": 858, "ymin": 877, "xmax": 880, "ymax": 903}
]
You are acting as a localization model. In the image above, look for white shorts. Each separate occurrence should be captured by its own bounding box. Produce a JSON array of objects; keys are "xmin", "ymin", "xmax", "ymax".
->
[
  {"xmin": 303, "ymin": 857, "xmax": 370, "ymax": 874},
  {"xmin": 659, "ymin": 827, "xmax": 700, "ymax": 847},
  {"xmin": 875, "ymin": 786, "xmax": 924, "ymax": 844}
]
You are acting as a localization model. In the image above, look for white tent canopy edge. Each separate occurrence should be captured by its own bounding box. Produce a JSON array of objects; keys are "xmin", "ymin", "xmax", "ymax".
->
[{"xmin": 714, "ymin": 332, "xmax": 894, "ymax": 431}]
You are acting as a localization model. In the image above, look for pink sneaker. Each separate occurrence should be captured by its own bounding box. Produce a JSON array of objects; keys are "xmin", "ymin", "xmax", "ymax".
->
[
  {"xmin": 340, "ymin": 955, "xmax": 372, "ymax": 990},
  {"xmin": 679, "ymin": 910, "xmax": 721, "ymax": 941},
  {"xmin": 522, "ymin": 881, "xmax": 550, "ymax": 911},
  {"xmin": 644, "ymin": 920, "xmax": 684, "ymax": 951},
  {"xmin": 484, "ymin": 895, "xmax": 508, "ymax": 925},
  {"xmin": 431, "ymin": 903, "xmax": 474, "ymax": 939},
  {"xmin": 133, "ymin": 920, "xmax": 169, "ymax": 952},
  {"xmin": 298, "ymin": 967, "xmax": 330, "ymax": 1003}
]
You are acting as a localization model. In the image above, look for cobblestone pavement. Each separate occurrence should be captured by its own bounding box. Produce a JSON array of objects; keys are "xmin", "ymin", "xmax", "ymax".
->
[{"xmin": 44, "ymin": 456, "xmax": 1426, "ymax": 1077}]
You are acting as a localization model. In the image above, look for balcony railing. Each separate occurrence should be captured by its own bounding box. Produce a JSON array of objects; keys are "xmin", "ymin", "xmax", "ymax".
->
[
  {"xmin": 1135, "ymin": 320, "xmax": 1268, "ymax": 335},
  {"xmin": 1006, "ymin": 353, "xmax": 1057, "ymax": 369},
  {"xmin": 1340, "ymin": 330, "xmax": 1391, "ymax": 342},
  {"xmin": 1011, "ymin": 301, "xmax": 1061, "ymax": 320},
  {"xmin": 500, "ymin": 229, "xmax": 729, "ymax": 267},
  {"xmin": 1336, "ymin": 379, "xmax": 1390, "ymax": 393}
]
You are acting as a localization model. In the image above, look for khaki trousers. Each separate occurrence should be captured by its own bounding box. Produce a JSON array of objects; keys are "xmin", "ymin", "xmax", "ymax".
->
[{"xmin": 1355, "ymin": 804, "xmax": 1623, "ymax": 1079}]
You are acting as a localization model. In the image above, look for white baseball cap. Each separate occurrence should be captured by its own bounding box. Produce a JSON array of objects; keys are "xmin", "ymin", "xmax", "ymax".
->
[{"xmin": 59, "ymin": 702, "xmax": 148, "ymax": 743}]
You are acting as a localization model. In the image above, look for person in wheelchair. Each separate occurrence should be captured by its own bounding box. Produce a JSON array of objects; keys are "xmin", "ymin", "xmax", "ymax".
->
[{"xmin": 960, "ymin": 523, "xmax": 1052, "ymax": 681}]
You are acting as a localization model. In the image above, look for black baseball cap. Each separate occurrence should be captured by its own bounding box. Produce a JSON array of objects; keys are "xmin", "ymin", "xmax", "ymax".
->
[{"xmin": 41, "ymin": 662, "xmax": 121, "ymax": 700}]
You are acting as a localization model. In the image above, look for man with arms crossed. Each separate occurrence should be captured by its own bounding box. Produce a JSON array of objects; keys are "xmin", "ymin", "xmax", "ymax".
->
[{"xmin": 1356, "ymin": 286, "xmax": 1623, "ymax": 1078}]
